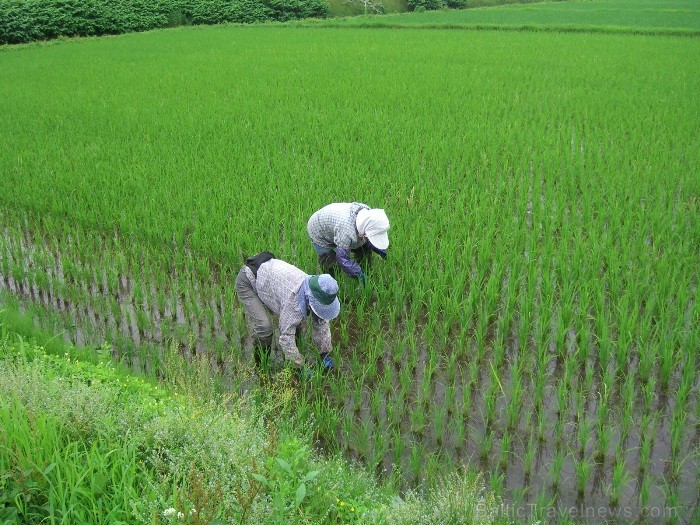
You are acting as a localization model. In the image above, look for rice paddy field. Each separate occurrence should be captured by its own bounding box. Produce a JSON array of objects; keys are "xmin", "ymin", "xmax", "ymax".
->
[
  {"xmin": 308, "ymin": 0, "xmax": 700, "ymax": 33},
  {"xmin": 1, "ymin": 1, "xmax": 699, "ymax": 523}
]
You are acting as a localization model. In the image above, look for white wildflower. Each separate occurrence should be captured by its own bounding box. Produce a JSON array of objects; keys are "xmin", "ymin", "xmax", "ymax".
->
[{"xmin": 162, "ymin": 508, "xmax": 177, "ymax": 518}]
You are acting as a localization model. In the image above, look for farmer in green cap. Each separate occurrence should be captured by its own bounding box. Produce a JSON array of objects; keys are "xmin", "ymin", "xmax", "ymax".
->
[{"xmin": 235, "ymin": 252, "xmax": 339, "ymax": 372}]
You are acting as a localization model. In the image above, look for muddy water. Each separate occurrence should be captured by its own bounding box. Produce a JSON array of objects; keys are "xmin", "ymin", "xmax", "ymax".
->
[
  {"xmin": 0, "ymin": 226, "xmax": 242, "ymax": 373},
  {"xmin": 1, "ymin": 225, "xmax": 698, "ymax": 524},
  {"xmin": 342, "ymin": 345, "xmax": 699, "ymax": 523}
]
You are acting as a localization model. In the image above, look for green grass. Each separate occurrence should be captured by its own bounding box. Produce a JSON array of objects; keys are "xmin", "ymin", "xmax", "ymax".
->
[
  {"xmin": 0, "ymin": 315, "xmax": 505, "ymax": 524},
  {"xmin": 1, "ymin": 26, "xmax": 697, "ymax": 259},
  {"xmin": 1, "ymin": 398, "xmax": 154, "ymax": 523},
  {"xmin": 326, "ymin": 0, "xmax": 551, "ymax": 19},
  {"xmin": 300, "ymin": 0, "xmax": 700, "ymax": 34},
  {"xmin": 327, "ymin": 0, "xmax": 408, "ymax": 17}
]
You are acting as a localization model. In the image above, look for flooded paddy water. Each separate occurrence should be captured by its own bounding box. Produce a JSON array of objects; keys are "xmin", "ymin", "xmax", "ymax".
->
[{"xmin": 1, "ymin": 223, "xmax": 698, "ymax": 524}]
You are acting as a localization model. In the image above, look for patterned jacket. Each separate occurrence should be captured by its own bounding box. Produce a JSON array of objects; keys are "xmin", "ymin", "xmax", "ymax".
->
[
  {"xmin": 307, "ymin": 202, "xmax": 369, "ymax": 277},
  {"xmin": 244, "ymin": 259, "xmax": 332, "ymax": 366}
]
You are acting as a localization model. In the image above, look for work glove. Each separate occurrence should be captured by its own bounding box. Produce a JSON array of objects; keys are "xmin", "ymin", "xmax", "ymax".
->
[
  {"xmin": 369, "ymin": 246, "xmax": 388, "ymax": 259},
  {"xmin": 320, "ymin": 353, "xmax": 334, "ymax": 371},
  {"xmin": 297, "ymin": 367, "xmax": 313, "ymax": 381},
  {"xmin": 358, "ymin": 270, "xmax": 366, "ymax": 286}
]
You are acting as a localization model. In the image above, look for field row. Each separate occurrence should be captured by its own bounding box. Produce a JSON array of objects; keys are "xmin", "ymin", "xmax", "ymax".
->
[{"xmin": 2, "ymin": 218, "xmax": 698, "ymax": 520}]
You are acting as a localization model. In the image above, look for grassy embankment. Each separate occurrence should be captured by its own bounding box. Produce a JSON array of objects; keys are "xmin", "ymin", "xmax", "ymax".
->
[
  {"xmin": 0, "ymin": 307, "xmax": 504, "ymax": 524},
  {"xmin": 312, "ymin": 0, "xmax": 700, "ymax": 35}
]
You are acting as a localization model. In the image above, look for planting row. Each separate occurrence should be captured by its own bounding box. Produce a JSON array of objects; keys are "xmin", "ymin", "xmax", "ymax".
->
[{"xmin": 2, "ymin": 218, "xmax": 697, "ymax": 521}]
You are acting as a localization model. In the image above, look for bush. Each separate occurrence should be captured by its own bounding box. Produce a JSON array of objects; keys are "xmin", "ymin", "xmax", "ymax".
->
[
  {"xmin": 405, "ymin": 0, "xmax": 441, "ymax": 11},
  {"xmin": 264, "ymin": 0, "xmax": 329, "ymax": 21},
  {"xmin": 0, "ymin": 0, "xmax": 330, "ymax": 44}
]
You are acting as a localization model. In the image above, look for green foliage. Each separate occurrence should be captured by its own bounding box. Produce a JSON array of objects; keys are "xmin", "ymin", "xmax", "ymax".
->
[
  {"xmin": 337, "ymin": 0, "xmax": 386, "ymax": 16},
  {"xmin": 263, "ymin": 0, "xmax": 329, "ymax": 21},
  {"xmin": 0, "ymin": 467, "xmax": 48, "ymax": 523},
  {"xmin": 405, "ymin": 0, "xmax": 441, "ymax": 13},
  {"xmin": 0, "ymin": 0, "xmax": 330, "ymax": 44},
  {"xmin": 365, "ymin": 472, "xmax": 500, "ymax": 525},
  {"xmin": 303, "ymin": 0, "xmax": 700, "ymax": 33},
  {"xmin": 0, "ymin": 0, "xmax": 173, "ymax": 44},
  {"xmin": 0, "ymin": 325, "xmax": 506, "ymax": 524},
  {"xmin": 250, "ymin": 437, "xmax": 323, "ymax": 519},
  {"xmin": 0, "ymin": 394, "xmax": 154, "ymax": 523}
]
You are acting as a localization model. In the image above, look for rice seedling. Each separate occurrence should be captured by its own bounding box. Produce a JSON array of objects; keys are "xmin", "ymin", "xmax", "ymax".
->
[
  {"xmin": 643, "ymin": 376, "xmax": 656, "ymax": 414},
  {"xmin": 352, "ymin": 381, "xmax": 363, "ymax": 415},
  {"xmin": 369, "ymin": 429, "xmax": 387, "ymax": 474},
  {"xmin": 432, "ymin": 403, "xmax": 448, "ymax": 446},
  {"xmin": 638, "ymin": 414, "xmax": 656, "ymax": 474},
  {"xmin": 498, "ymin": 430, "xmax": 512, "ymax": 472},
  {"xmin": 506, "ymin": 358, "xmax": 524, "ymax": 432},
  {"xmin": 675, "ymin": 352, "xmax": 694, "ymax": 413},
  {"xmin": 658, "ymin": 339, "xmax": 676, "ymax": 392},
  {"xmin": 638, "ymin": 469, "xmax": 651, "ymax": 509},
  {"xmin": 479, "ymin": 432, "xmax": 493, "ymax": 464},
  {"xmin": 523, "ymin": 434, "xmax": 537, "ymax": 480},
  {"xmin": 391, "ymin": 426, "xmax": 405, "ymax": 467},
  {"xmin": 483, "ymin": 375, "xmax": 500, "ymax": 429},
  {"xmin": 355, "ymin": 418, "xmax": 373, "ymax": 462},
  {"xmin": 595, "ymin": 385, "xmax": 612, "ymax": 465},
  {"xmin": 575, "ymin": 457, "xmax": 592, "ymax": 499},
  {"xmin": 409, "ymin": 404, "xmax": 427, "ymax": 436},
  {"xmin": 467, "ymin": 358, "xmax": 479, "ymax": 391},
  {"xmin": 669, "ymin": 409, "xmax": 685, "ymax": 466},
  {"xmin": 370, "ymin": 387, "xmax": 382, "ymax": 422},
  {"xmin": 453, "ymin": 414, "xmax": 467, "ymax": 452},
  {"xmin": 549, "ymin": 448, "xmax": 566, "ymax": 492},
  {"xmin": 608, "ymin": 447, "xmax": 630, "ymax": 507},
  {"xmin": 532, "ymin": 488, "xmax": 555, "ymax": 523},
  {"xmin": 489, "ymin": 472, "xmax": 505, "ymax": 499},
  {"xmin": 408, "ymin": 441, "xmax": 424, "ymax": 483},
  {"xmin": 556, "ymin": 369, "xmax": 570, "ymax": 421},
  {"xmin": 532, "ymin": 366, "xmax": 546, "ymax": 418},
  {"xmin": 664, "ymin": 480, "xmax": 680, "ymax": 525},
  {"xmin": 385, "ymin": 397, "xmax": 401, "ymax": 428},
  {"xmin": 577, "ymin": 414, "xmax": 592, "ymax": 460}
]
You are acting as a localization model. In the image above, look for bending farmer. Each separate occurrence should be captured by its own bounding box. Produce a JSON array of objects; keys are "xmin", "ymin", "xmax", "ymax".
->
[
  {"xmin": 235, "ymin": 252, "xmax": 339, "ymax": 370},
  {"xmin": 307, "ymin": 202, "xmax": 390, "ymax": 284}
]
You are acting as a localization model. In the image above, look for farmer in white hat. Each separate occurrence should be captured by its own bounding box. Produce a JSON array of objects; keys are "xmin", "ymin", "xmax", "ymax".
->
[
  {"xmin": 307, "ymin": 203, "xmax": 390, "ymax": 285},
  {"xmin": 235, "ymin": 252, "xmax": 339, "ymax": 372}
]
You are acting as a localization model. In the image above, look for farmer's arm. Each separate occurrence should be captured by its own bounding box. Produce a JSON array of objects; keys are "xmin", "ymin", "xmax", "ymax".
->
[
  {"xmin": 278, "ymin": 308, "xmax": 305, "ymax": 367},
  {"xmin": 335, "ymin": 247, "xmax": 362, "ymax": 277}
]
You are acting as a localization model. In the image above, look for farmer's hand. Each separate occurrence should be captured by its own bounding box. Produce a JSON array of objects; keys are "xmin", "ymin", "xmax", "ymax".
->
[
  {"xmin": 368, "ymin": 244, "xmax": 388, "ymax": 259},
  {"xmin": 320, "ymin": 353, "xmax": 334, "ymax": 371},
  {"xmin": 374, "ymin": 248, "xmax": 388, "ymax": 259},
  {"xmin": 297, "ymin": 367, "xmax": 313, "ymax": 381}
]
